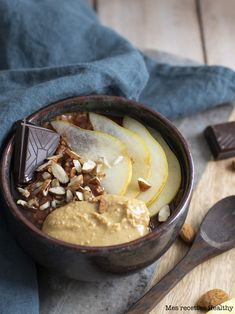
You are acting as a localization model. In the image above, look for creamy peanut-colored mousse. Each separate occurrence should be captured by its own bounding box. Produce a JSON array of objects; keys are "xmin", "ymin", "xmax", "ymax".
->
[{"xmin": 42, "ymin": 194, "xmax": 150, "ymax": 246}]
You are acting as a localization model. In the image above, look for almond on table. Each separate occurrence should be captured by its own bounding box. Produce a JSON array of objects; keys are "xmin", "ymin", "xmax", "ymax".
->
[
  {"xmin": 197, "ymin": 289, "xmax": 230, "ymax": 310},
  {"xmin": 180, "ymin": 223, "xmax": 196, "ymax": 244}
]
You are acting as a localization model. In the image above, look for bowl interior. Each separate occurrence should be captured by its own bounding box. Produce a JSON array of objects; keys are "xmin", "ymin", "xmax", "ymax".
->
[{"xmin": 1, "ymin": 95, "xmax": 194, "ymax": 251}]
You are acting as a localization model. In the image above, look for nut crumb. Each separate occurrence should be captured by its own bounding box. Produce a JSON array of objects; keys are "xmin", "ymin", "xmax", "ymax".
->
[
  {"xmin": 138, "ymin": 177, "xmax": 151, "ymax": 192},
  {"xmin": 17, "ymin": 187, "xmax": 30, "ymax": 198},
  {"xmin": 51, "ymin": 161, "xmax": 69, "ymax": 184},
  {"xmin": 65, "ymin": 148, "xmax": 81, "ymax": 160},
  {"xmin": 82, "ymin": 160, "xmax": 96, "ymax": 173}
]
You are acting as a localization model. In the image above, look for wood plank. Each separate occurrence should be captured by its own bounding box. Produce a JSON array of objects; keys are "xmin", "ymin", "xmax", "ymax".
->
[
  {"xmin": 97, "ymin": 0, "xmax": 204, "ymax": 62},
  {"xmin": 149, "ymin": 109, "xmax": 235, "ymax": 314},
  {"xmin": 200, "ymin": 0, "xmax": 235, "ymax": 69}
]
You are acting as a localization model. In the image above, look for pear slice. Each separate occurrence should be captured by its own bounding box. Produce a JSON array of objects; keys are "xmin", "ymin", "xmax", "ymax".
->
[
  {"xmin": 89, "ymin": 113, "xmax": 151, "ymax": 198},
  {"xmin": 51, "ymin": 120, "xmax": 132, "ymax": 195},
  {"xmin": 148, "ymin": 128, "xmax": 181, "ymax": 216},
  {"xmin": 123, "ymin": 117, "xmax": 168, "ymax": 206}
]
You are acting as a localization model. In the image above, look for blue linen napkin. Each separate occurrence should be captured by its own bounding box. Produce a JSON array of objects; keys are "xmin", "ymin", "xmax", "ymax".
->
[{"xmin": 0, "ymin": 1, "xmax": 235, "ymax": 313}]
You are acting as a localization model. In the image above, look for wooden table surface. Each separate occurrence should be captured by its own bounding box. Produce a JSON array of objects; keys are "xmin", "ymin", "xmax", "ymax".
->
[{"xmin": 91, "ymin": 1, "xmax": 235, "ymax": 313}]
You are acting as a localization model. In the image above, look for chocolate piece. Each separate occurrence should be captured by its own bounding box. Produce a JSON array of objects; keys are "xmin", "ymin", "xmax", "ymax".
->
[
  {"xmin": 14, "ymin": 119, "xmax": 60, "ymax": 184},
  {"xmin": 204, "ymin": 121, "xmax": 235, "ymax": 160}
]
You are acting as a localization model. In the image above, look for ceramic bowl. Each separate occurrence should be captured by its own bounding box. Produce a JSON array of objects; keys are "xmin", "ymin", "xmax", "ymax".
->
[{"xmin": 0, "ymin": 95, "xmax": 194, "ymax": 281}]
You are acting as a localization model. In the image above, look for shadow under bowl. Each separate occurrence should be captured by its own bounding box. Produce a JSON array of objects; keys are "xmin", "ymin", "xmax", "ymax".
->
[{"xmin": 0, "ymin": 95, "xmax": 194, "ymax": 281}]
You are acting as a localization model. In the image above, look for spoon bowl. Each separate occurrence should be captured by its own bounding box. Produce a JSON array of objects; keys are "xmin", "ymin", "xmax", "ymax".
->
[{"xmin": 200, "ymin": 196, "xmax": 235, "ymax": 249}]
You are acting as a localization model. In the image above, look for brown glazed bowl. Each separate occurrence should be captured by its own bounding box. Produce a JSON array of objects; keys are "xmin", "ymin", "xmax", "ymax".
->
[{"xmin": 0, "ymin": 95, "xmax": 194, "ymax": 281}]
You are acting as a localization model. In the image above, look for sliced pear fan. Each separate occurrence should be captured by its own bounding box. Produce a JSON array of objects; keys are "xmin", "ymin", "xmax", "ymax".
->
[
  {"xmin": 148, "ymin": 128, "xmax": 182, "ymax": 217},
  {"xmin": 51, "ymin": 120, "xmax": 132, "ymax": 196},
  {"xmin": 89, "ymin": 113, "xmax": 151, "ymax": 198},
  {"xmin": 123, "ymin": 117, "xmax": 168, "ymax": 206}
]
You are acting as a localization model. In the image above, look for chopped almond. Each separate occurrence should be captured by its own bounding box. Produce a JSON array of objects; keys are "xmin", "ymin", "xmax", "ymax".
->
[
  {"xmin": 98, "ymin": 196, "xmax": 108, "ymax": 214},
  {"xmin": 138, "ymin": 177, "xmax": 151, "ymax": 192},
  {"xmin": 82, "ymin": 160, "xmax": 96, "ymax": 173}
]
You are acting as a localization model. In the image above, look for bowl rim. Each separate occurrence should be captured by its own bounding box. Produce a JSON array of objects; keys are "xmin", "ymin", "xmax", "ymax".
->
[{"xmin": 0, "ymin": 95, "xmax": 194, "ymax": 253}]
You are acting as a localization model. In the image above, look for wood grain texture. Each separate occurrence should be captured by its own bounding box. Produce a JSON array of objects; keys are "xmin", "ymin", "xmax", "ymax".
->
[
  {"xmin": 128, "ymin": 194, "xmax": 235, "ymax": 314},
  {"xmin": 97, "ymin": 0, "xmax": 204, "ymax": 62},
  {"xmin": 200, "ymin": 0, "xmax": 235, "ymax": 69},
  {"xmin": 149, "ymin": 109, "xmax": 235, "ymax": 314}
]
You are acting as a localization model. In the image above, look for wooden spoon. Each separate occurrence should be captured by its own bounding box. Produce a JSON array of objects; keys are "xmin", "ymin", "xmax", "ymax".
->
[{"xmin": 127, "ymin": 196, "xmax": 235, "ymax": 314}]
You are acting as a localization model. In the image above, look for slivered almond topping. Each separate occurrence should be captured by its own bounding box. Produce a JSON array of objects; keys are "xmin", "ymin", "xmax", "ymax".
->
[
  {"xmin": 17, "ymin": 199, "xmax": 28, "ymax": 206},
  {"xmin": 138, "ymin": 177, "xmax": 151, "ymax": 192},
  {"xmin": 76, "ymin": 191, "xmax": 84, "ymax": 201},
  {"xmin": 82, "ymin": 160, "xmax": 96, "ymax": 173},
  {"xmin": 70, "ymin": 167, "xmax": 77, "ymax": 178},
  {"xmin": 73, "ymin": 159, "xmax": 82, "ymax": 173},
  {"xmin": 34, "ymin": 181, "xmax": 44, "ymax": 188},
  {"xmin": 68, "ymin": 175, "xmax": 84, "ymax": 191},
  {"xmin": 28, "ymin": 198, "xmax": 39, "ymax": 208},
  {"xmin": 36, "ymin": 160, "xmax": 52, "ymax": 172},
  {"xmin": 97, "ymin": 172, "xmax": 106, "ymax": 179},
  {"xmin": 51, "ymin": 179, "xmax": 60, "ymax": 187},
  {"xmin": 42, "ymin": 172, "xmax": 51, "ymax": 180},
  {"xmin": 42, "ymin": 181, "xmax": 52, "ymax": 197},
  {"xmin": 32, "ymin": 186, "xmax": 43, "ymax": 196},
  {"xmin": 66, "ymin": 190, "xmax": 73, "ymax": 203},
  {"xmin": 51, "ymin": 161, "xmax": 69, "ymax": 184},
  {"xmin": 83, "ymin": 190, "xmax": 93, "ymax": 201},
  {"xmin": 51, "ymin": 199, "xmax": 57, "ymax": 208},
  {"xmin": 17, "ymin": 137, "xmax": 106, "ymax": 212},
  {"xmin": 65, "ymin": 148, "xmax": 81, "ymax": 160},
  {"xmin": 49, "ymin": 186, "xmax": 66, "ymax": 195},
  {"xmin": 93, "ymin": 185, "xmax": 105, "ymax": 196},
  {"xmin": 56, "ymin": 143, "xmax": 67, "ymax": 155},
  {"xmin": 89, "ymin": 176, "xmax": 101, "ymax": 185},
  {"xmin": 41, "ymin": 179, "xmax": 51, "ymax": 191},
  {"xmin": 84, "ymin": 186, "xmax": 91, "ymax": 192},
  {"xmin": 17, "ymin": 187, "xmax": 30, "ymax": 198},
  {"xmin": 47, "ymin": 154, "xmax": 63, "ymax": 162},
  {"xmin": 39, "ymin": 201, "xmax": 50, "ymax": 211}
]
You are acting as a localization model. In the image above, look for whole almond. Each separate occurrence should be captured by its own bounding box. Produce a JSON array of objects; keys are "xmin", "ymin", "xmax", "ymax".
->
[
  {"xmin": 158, "ymin": 205, "xmax": 170, "ymax": 222},
  {"xmin": 180, "ymin": 223, "xmax": 195, "ymax": 244},
  {"xmin": 196, "ymin": 289, "xmax": 229, "ymax": 310}
]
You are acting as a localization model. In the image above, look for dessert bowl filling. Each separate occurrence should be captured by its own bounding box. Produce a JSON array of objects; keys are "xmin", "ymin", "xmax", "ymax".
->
[{"xmin": 15, "ymin": 112, "xmax": 182, "ymax": 246}]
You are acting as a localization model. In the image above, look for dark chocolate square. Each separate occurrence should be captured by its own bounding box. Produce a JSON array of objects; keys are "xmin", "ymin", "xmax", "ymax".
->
[
  {"xmin": 14, "ymin": 120, "xmax": 60, "ymax": 184},
  {"xmin": 204, "ymin": 121, "xmax": 235, "ymax": 160}
]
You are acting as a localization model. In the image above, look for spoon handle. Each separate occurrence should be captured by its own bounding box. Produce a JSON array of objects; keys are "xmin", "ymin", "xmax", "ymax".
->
[{"xmin": 126, "ymin": 235, "xmax": 222, "ymax": 314}]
